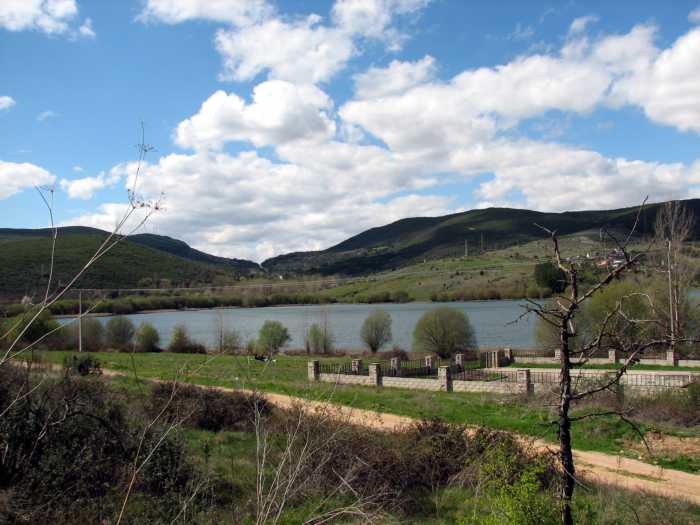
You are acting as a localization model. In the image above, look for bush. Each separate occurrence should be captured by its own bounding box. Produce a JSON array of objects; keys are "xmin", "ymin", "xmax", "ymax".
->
[
  {"xmin": 219, "ymin": 328, "xmax": 242, "ymax": 354},
  {"xmin": 258, "ymin": 320, "xmax": 291, "ymax": 354},
  {"xmin": 307, "ymin": 323, "xmax": 334, "ymax": 354},
  {"xmin": 105, "ymin": 316, "xmax": 135, "ymax": 349},
  {"xmin": 136, "ymin": 322, "xmax": 161, "ymax": 352},
  {"xmin": 168, "ymin": 324, "xmax": 206, "ymax": 354},
  {"xmin": 413, "ymin": 307, "xmax": 477, "ymax": 357},
  {"xmin": 71, "ymin": 317, "xmax": 105, "ymax": 352},
  {"xmin": 63, "ymin": 354, "xmax": 102, "ymax": 376},
  {"xmin": 149, "ymin": 383, "xmax": 271, "ymax": 432},
  {"xmin": 534, "ymin": 262, "xmax": 567, "ymax": 293},
  {"xmin": 0, "ymin": 310, "xmax": 61, "ymax": 351},
  {"xmin": 360, "ymin": 309, "xmax": 392, "ymax": 353}
]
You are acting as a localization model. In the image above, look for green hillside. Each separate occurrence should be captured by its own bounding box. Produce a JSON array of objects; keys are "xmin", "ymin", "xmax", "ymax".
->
[
  {"xmin": 263, "ymin": 199, "xmax": 700, "ymax": 275},
  {"xmin": 0, "ymin": 229, "xmax": 252, "ymax": 301},
  {"xmin": 129, "ymin": 233, "xmax": 260, "ymax": 271}
]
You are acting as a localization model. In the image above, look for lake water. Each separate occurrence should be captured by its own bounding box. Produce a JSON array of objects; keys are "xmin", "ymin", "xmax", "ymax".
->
[{"xmin": 67, "ymin": 300, "xmax": 539, "ymax": 351}]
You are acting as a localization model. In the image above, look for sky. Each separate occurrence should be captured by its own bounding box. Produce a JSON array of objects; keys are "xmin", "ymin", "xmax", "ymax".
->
[{"xmin": 1, "ymin": 0, "xmax": 700, "ymax": 262}]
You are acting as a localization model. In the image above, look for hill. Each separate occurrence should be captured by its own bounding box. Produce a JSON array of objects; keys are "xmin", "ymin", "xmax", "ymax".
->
[
  {"xmin": 262, "ymin": 199, "xmax": 700, "ymax": 275},
  {"xmin": 0, "ymin": 227, "xmax": 259, "ymax": 301}
]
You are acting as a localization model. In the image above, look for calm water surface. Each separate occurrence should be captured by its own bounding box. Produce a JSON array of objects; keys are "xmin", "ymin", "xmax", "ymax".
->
[{"xmin": 69, "ymin": 301, "xmax": 539, "ymax": 351}]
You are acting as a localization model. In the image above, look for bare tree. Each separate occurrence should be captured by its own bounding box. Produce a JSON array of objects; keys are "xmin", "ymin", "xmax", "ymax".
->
[
  {"xmin": 522, "ymin": 200, "xmax": 697, "ymax": 525},
  {"xmin": 654, "ymin": 201, "xmax": 697, "ymax": 352}
]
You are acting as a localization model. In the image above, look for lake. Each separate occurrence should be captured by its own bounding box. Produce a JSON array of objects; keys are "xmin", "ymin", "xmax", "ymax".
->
[{"xmin": 67, "ymin": 300, "xmax": 539, "ymax": 351}]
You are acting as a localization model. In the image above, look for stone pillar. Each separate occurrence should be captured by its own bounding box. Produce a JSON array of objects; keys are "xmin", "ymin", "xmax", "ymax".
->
[
  {"xmin": 351, "ymin": 359, "xmax": 362, "ymax": 374},
  {"xmin": 608, "ymin": 349, "xmax": 618, "ymax": 364},
  {"xmin": 390, "ymin": 357, "xmax": 401, "ymax": 376},
  {"xmin": 454, "ymin": 353, "xmax": 464, "ymax": 368},
  {"xmin": 667, "ymin": 350, "xmax": 678, "ymax": 367},
  {"xmin": 368, "ymin": 362, "xmax": 382, "ymax": 386},
  {"xmin": 438, "ymin": 365, "xmax": 452, "ymax": 392},
  {"xmin": 503, "ymin": 347, "xmax": 513, "ymax": 363},
  {"xmin": 308, "ymin": 360, "xmax": 319, "ymax": 381},
  {"xmin": 424, "ymin": 355, "xmax": 434, "ymax": 370},
  {"xmin": 516, "ymin": 368, "xmax": 532, "ymax": 395}
]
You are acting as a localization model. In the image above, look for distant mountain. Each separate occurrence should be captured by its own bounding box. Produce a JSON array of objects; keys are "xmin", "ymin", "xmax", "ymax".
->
[
  {"xmin": 262, "ymin": 199, "xmax": 700, "ymax": 275},
  {"xmin": 129, "ymin": 233, "xmax": 260, "ymax": 271},
  {"xmin": 0, "ymin": 227, "xmax": 259, "ymax": 300}
]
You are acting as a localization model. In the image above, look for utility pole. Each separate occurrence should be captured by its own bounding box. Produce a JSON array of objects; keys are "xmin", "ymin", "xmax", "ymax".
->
[
  {"xmin": 78, "ymin": 290, "xmax": 83, "ymax": 353},
  {"xmin": 464, "ymin": 239, "xmax": 468, "ymax": 257}
]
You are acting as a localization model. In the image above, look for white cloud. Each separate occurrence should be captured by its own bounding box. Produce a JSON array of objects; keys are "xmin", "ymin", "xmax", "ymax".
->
[
  {"xmin": 36, "ymin": 110, "xmax": 59, "ymax": 122},
  {"xmin": 569, "ymin": 15, "xmax": 598, "ymax": 35},
  {"xmin": 508, "ymin": 22, "xmax": 534, "ymax": 41},
  {"xmin": 353, "ymin": 55, "xmax": 436, "ymax": 98},
  {"xmin": 137, "ymin": 0, "xmax": 273, "ymax": 26},
  {"xmin": 215, "ymin": 16, "xmax": 355, "ymax": 84},
  {"xmin": 72, "ymin": 165, "xmax": 83, "ymax": 172},
  {"xmin": 60, "ymin": 162, "xmax": 137, "ymax": 199},
  {"xmin": 608, "ymin": 27, "xmax": 700, "ymax": 133},
  {"xmin": 331, "ymin": 0, "xmax": 430, "ymax": 50},
  {"xmin": 0, "ymin": 0, "xmax": 90, "ymax": 35},
  {"xmin": 689, "ymin": 7, "xmax": 700, "ymax": 24},
  {"xmin": 78, "ymin": 17, "xmax": 95, "ymax": 37},
  {"xmin": 175, "ymin": 81, "xmax": 336, "ymax": 150},
  {"xmin": 0, "ymin": 96, "xmax": 16, "ymax": 110},
  {"xmin": 0, "ymin": 160, "xmax": 55, "ymax": 199}
]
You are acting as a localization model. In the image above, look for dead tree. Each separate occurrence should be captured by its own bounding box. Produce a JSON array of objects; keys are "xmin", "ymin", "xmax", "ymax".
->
[{"xmin": 522, "ymin": 200, "xmax": 697, "ymax": 525}]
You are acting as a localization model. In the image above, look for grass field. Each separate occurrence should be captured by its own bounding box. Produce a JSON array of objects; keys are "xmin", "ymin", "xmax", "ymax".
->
[{"xmin": 38, "ymin": 350, "xmax": 700, "ymax": 474}]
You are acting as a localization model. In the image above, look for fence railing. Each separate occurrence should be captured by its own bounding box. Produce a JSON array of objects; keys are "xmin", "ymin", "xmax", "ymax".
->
[
  {"xmin": 453, "ymin": 368, "xmax": 518, "ymax": 382},
  {"xmin": 318, "ymin": 362, "xmax": 370, "ymax": 376},
  {"xmin": 510, "ymin": 349, "xmax": 555, "ymax": 358},
  {"xmin": 387, "ymin": 358, "xmax": 433, "ymax": 378}
]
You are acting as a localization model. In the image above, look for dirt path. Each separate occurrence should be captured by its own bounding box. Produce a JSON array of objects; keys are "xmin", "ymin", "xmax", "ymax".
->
[{"xmin": 96, "ymin": 367, "xmax": 700, "ymax": 505}]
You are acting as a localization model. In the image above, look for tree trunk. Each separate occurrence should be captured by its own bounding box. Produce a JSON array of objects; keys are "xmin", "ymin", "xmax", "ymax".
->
[{"xmin": 559, "ymin": 320, "xmax": 575, "ymax": 525}]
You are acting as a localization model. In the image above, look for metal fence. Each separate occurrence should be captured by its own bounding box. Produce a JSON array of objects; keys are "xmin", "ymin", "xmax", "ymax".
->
[
  {"xmin": 453, "ymin": 368, "xmax": 518, "ymax": 382},
  {"xmin": 319, "ymin": 362, "xmax": 370, "ymax": 376},
  {"xmin": 510, "ymin": 349, "xmax": 555, "ymax": 358},
  {"xmin": 388, "ymin": 358, "xmax": 433, "ymax": 378}
]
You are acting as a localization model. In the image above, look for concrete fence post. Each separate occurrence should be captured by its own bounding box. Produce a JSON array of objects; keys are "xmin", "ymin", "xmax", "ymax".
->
[
  {"xmin": 516, "ymin": 368, "xmax": 532, "ymax": 395},
  {"xmin": 667, "ymin": 350, "xmax": 678, "ymax": 367},
  {"xmin": 454, "ymin": 353, "xmax": 464, "ymax": 368},
  {"xmin": 608, "ymin": 349, "xmax": 618, "ymax": 364},
  {"xmin": 554, "ymin": 349, "xmax": 561, "ymax": 360},
  {"xmin": 438, "ymin": 365, "xmax": 452, "ymax": 392},
  {"xmin": 308, "ymin": 360, "xmax": 319, "ymax": 382},
  {"xmin": 503, "ymin": 347, "xmax": 513, "ymax": 363},
  {"xmin": 390, "ymin": 357, "xmax": 401, "ymax": 376},
  {"xmin": 351, "ymin": 359, "xmax": 362, "ymax": 374},
  {"xmin": 424, "ymin": 355, "xmax": 434, "ymax": 370},
  {"xmin": 369, "ymin": 362, "xmax": 382, "ymax": 386}
]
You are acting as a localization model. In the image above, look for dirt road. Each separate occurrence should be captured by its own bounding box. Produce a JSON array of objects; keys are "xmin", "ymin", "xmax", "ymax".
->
[{"xmin": 95, "ymin": 367, "xmax": 700, "ymax": 505}]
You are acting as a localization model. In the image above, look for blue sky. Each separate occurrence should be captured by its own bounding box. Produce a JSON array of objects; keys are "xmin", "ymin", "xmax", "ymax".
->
[{"xmin": 1, "ymin": 0, "xmax": 699, "ymax": 261}]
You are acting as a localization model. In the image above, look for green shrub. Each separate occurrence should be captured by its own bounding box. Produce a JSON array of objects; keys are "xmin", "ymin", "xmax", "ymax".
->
[
  {"xmin": 307, "ymin": 323, "xmax": 334, "ymax": 354},
  {"xmin": 63, "ymin": 354, "xmax": 102, "ymax": 376},
  {"xmin": 168, "ymin": 324, "xmax": 206, "ymax": 354},
  {"xmin": 105, "ymin": 316, "xmax": 135, "ymax": 349},
  {"xmin": 258, "ymin": 320, "xmax": 290, "ymax": 354},
  {"xmin": 413, "ymin": 307, "xmax": 477, "ymax": 357},
  {"xmin": 136, "ymin": 322, "xmax": 161, "ymax": 352},
  {"xmin": 360, "ymin": 309, "xmax": 392, "ymax": 353}
]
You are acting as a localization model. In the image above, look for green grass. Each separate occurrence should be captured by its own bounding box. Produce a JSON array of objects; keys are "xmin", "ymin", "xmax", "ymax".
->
[{"xmin": 34, "ymin": 350, "xmax": 700, "ymax": 474}]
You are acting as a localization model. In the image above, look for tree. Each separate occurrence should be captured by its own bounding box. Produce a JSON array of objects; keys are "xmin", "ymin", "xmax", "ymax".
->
[
  {"xmin": 136, "ymin": 322, "xmax": 160, "ymax": 352},
  {"xmin": 167, "ymin": 324, "xmax": 206, "ymax": 354},
  {"xmin": 534, "ymin": 261, "xmax": 567, "ymax": 293},
  {"xmin": 413, "ymin": 307, "xmax": 476, "ymax": 358},
  {"xmin": 105, "ymin": 316, "xmax": 135, "ymax": 349},
  {"xmin": 360, "ymin": 309, "xmax": 392, "ymax": 353},
  {"xmin": 258, "ymin": 321, "xmax": 290, "ymax": 354},
  {"xmin": 523, "ymin": 202, "xmax": 698, "ymax": 525},
  {"xmin": 307, "ymin": 323, "xmax": 334, "ymax": 354},
  {"xmin": 654, "ymin": 201, "xmax": 697, "ymax": 352}
]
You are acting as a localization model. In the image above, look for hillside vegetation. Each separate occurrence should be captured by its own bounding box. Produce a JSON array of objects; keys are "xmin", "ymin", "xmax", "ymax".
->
[
  {"xmin": 263, "ymin": 199, "xmax": 700, "ymax": 275},
  {"xmin": 0, "ymin": 228, "xmax": 252, "ymax": 301}
]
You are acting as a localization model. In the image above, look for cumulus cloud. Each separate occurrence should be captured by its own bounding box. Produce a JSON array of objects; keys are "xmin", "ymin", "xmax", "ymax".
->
[
  {"xmin": 215, "ymin": 16, "xmax": 354, "ymax": 84},
  {"xmin": 175, "ymin": 81, "xmax": 336, "ymax": 150},
  {"xmin": 0, "ymin": 96, "xmax": 15, "ymax": 110},
  {"xmin": 0, "ymin": 0, "xmax": 93, "ymax": 37},
  {"xmin": 0, "ymin": 160, "xmax": 55, "ymax": 199},
  {"xmin": 60, "ymin": 165, "xmax": 124, "ymax": 199},
  {"xmin": 354, "ymin": 55, "xmax": 436, "ymax": 98},
  {"xmin": 689, "ymin": 7, "xmax": 700, "ymax": 24},
  {"xmin": 569, "ymin": 15, "xmax": 598, "ymax": 35},
  {"xmin": 137, "ymin": 0, "xmax": 273, "ymax": 26}
]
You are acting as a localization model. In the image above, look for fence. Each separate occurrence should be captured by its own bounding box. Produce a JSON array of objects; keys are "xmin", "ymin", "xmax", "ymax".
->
[{"xmin": 453, "ymin": 368, "xmax": 518, "ymax": 383}]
